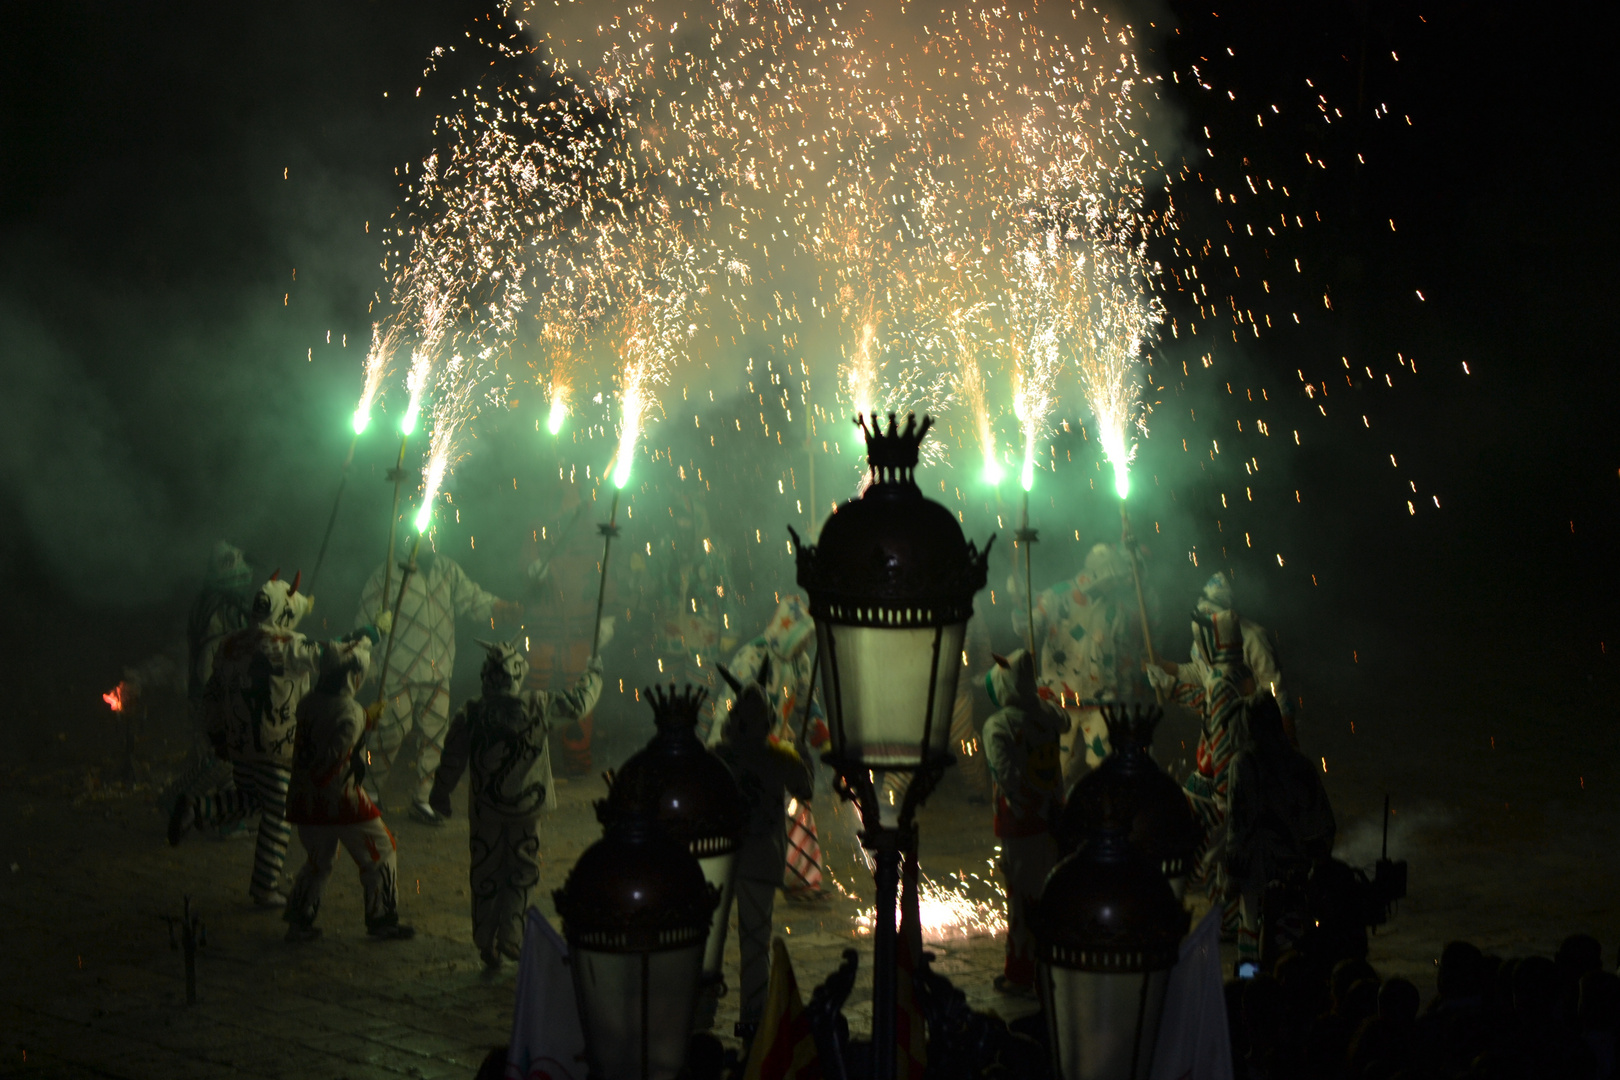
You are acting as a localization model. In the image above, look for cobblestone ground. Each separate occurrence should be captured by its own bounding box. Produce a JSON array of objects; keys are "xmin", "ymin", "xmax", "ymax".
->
[{"xmin": 6, "ymin": 692, "xmax": 1620, "ymax": 1078}]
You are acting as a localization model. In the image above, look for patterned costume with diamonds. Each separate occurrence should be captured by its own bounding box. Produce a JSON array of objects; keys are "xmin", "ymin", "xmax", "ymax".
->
[
  {"xmin": 193, "ymin": 577, "xmax": 343, "ymax": 900},
  {"xmin": 431, "ymin": 642, "xmax": 602, "ymax": 961},
  {"xmin": 285, "ymin": 641, "xmax": 404, "ymax": 932},
  {"xmin": 356, "ymin": 554, "xmax": 500, "ymax": 805}
]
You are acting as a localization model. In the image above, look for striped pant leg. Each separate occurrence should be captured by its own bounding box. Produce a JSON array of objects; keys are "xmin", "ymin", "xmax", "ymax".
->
[
  {"xmin": 235, "ymin": 761, "xmax": 292, "ymax": 897},
  {"xmin": 783, "ymin": 802, "xmax": 823, "ymax": 895}
]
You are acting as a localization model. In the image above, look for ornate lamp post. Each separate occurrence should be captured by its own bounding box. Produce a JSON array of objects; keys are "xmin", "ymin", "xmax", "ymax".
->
[
  {"xmin": 598, "ymin": 684, "xmax": 744, "ymax": 1026},
  {"xmin": 790, "ymin": 412, "xmax": 993, "ymax": 1080},
  {"xmin": 1057, "ymin": 703, "xmax": 1200, "ymax": 897},
  {"xmin": 1034, "ymin": 793, "xmax": 1189, "ymax": 1080},
  {"xmin": 553, "ymin": 800, "xmax": 720, "ymax": 1080}
]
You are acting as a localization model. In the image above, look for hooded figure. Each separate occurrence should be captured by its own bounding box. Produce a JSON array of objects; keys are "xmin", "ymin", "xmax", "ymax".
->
[
  {"xmin": 980, "ymin": 648, "xmax": 1070, "ymax": 992},
  {"xmin": 712, "ymin": 661, "xmax": 814, "ymax": 1038},
  {"xmin": 172, "ymin": 573, "xmax": 377, "ymax": 907},
  {"xmin": 1195, "ymin": 572, "xmax": 1296, "ymax": 744},
  {"xmin": 1010, "ymin": 542, "xmax": 1149, "ymax": 782},
  {"xmin": 283, "ymin": 640, "xmax": 414, "ymax": 941},
  {"xmin": 356, "ymin": 545, "xmax": 520, "ymax": 825},
  {"xmin": 1147, "ymin": 590, "xmax": 1253, "ymax": 941},
  {"xmin": 429, "ymin": 639, "xmax": 602, "ymax": 968},
  {"xmin": 710, "ymin": 595, "xmax": 828, "ymax": 900},
  {"xmin": 1224, "ymin": 692, "xmax": 1336, "ymax": 962}
]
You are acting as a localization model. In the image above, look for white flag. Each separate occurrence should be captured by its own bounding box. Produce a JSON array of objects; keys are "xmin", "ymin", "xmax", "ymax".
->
[
  {"xmin": 1150, "ymin": 907, "xmax": 1234, "ymax": 1080},
  {"xmin": 505, "ymin": 907, "xmax": 586, "ymax": 1080}
]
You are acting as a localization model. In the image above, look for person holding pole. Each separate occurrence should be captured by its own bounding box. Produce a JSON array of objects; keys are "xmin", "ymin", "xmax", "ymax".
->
[
  {"xmin": 427, "ymin": 638, "xmax": 604, "ymax": 969},
  {"xmin": 710, "ymin": 594, "xmax": 829, "ymax": 900},
  {"xmin": 1006, "ymin": 541, "xmax": 1148, "ymax": 785},
  {"xmin": 354, "ymin": 536, "xmax": 527, "ymax": 825}
]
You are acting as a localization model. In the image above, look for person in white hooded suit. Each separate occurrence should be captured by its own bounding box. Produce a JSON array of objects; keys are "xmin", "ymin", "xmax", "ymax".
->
[
  {"xmin": 429, "ymin": 639, "xmax": 602, "ymax": 969},
  {"xmin": 170, "ymin": 573, "xmax": 381, "ymax": 907}
]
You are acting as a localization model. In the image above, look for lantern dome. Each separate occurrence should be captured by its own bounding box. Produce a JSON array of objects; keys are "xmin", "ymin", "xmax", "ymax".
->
[{"xmin": 1058, "ymin": 704, "xmax": 1200, "ymax": 888}]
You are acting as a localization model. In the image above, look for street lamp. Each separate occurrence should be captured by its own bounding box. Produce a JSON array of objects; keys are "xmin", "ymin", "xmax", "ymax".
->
[
  {"xmin": 790, "ymin": 412, "xmax": 993, "ymax": 1080},
  {"xmin": 1034, "ymin": 792, "xmax": 1189, "ymax": 1080},
  {"xmin": 1056, "ymin": 703, "xmax": 1200, "ymax": 897},
  {"xmin": 598, "ymin": 684, "xmax": 744, "ymax": 1028},
  {"xmin": 552, "ymin": 801, "xmax": 719, "ymax": 1080}
]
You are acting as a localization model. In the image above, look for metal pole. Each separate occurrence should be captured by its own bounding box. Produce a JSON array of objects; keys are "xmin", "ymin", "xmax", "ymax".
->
[
  {"xmin": 1015, "ymin": 489, "xmax": 1039, "ymax": 674},
  {"xmin": 869, "ymin": 835, "xmax": 900, "ymax": 1080},
  {"xmin": 590, "ymin": 490, "xmax": 621, "ymax": 657},
  {"xmin": 373, "ymin": 531, "xmax": 423, "ymax": 708},
  {"xmin": 1120, "ymin": 501, "xmax": 1157, "ymax": 667},
  {"xmin": 308, "ymin": 432, "xmax": 360, "ymax": 593},
  {"xmin": 1120, "ymin": 501, "xmax": 1162, "ymax": 706},
  {"xmin": 379, "ymin": 433, "xmax": 411, "ymax": 619}
]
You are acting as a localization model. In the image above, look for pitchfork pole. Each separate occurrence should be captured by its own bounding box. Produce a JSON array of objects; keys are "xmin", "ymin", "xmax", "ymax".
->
[{"xmin": 590, "ymin": 490, "xmax": 622, "ymax": 658}]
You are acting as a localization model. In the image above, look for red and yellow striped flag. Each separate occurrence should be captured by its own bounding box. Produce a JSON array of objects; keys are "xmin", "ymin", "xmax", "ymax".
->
[{"xmin": 743, "ymin": 938, "xmax": 822, "ymax": 1080}]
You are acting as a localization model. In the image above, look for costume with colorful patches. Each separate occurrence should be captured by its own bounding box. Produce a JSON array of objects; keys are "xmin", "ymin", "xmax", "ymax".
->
[
  {"xmin": 712, "ymin": 664, "xmax": 814, "ymax": 1034},
  {"xmin": 712, "ymin": 596, "xmax": 828, "ymax": 899},
  {"xmin": 1011, "ymin": 543, "xmax": 1148, "ymax": 782},
  {"xmin": 429, "ymin": 640, "xmax": 603, "ymax": 967},
  {"xmin": 355, "ymin": 549, "xmax": 516, "ymax": 821},
  {"xmin": 980, "ymin": 648, "xmax": 1069, "ymax": 990},
  {"xmin": 175, "ymin": 574, "xmax": 365, "ymax": 906},
  {"xmin": 283, "ymin": 640, "xmax": 412, "ymax": 940}
]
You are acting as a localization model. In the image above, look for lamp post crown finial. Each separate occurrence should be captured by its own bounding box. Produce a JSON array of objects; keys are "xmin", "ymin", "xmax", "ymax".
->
[{"xmin": 857, "ymin": 411, "xmax": 932, "ymax": 489}]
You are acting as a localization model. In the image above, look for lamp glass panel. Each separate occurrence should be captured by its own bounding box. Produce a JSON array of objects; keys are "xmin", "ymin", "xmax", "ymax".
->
[
  {"xmin": 574, "ymin": 943, "xmax": 705, "ymax": 1080},
  {"xmin": 1039, "ymin": 965, "xmax": 1168, "ymax": 1080},
  {"xmin": 820, "ymin": 620, "xmax": 966, "ymax": 768},
  {"xmin": 697, "ymin": 852, "xmax": 736, "ymax": 977}
]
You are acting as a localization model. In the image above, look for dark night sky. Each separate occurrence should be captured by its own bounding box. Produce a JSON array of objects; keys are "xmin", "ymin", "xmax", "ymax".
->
[{"xmin": 0, "ymin": 1, "xmax": 1615, "ymax": 770}]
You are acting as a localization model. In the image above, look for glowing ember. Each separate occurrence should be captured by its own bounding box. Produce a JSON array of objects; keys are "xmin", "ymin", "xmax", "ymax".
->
[{"xmin": 101, "ymin": 683, "xmax": 126, "ymax": 713}]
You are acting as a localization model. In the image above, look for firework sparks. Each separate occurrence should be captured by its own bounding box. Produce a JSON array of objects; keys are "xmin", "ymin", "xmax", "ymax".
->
[
  {"xmin": 854, "ymin": 870, "xmax": 1007, "ymax": 943},
  {"xmin": 352, "ymin": 321, "xmax": 400, "ymax": 435},
  {"xmin": 101, "ymin": 683, "xmax": 126, "ymax": 713}
]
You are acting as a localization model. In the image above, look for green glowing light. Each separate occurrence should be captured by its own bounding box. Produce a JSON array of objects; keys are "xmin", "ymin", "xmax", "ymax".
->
[
  {"xmin": 547, "ymin": 397, "xmax": 567, "ymax": 436},
  {"xmin": 981, "ymin": 458, "xmax": 1005, "ymax": 487},
  {"xmin": 1020, "ymin": 459, "xmax": 1035, "ymax": 492},
  {"xmin": 414, "ymin": 501, "xmax": 432, "ymax": 533},
  {"xmin": 1113, "ymin": 461, "xmax": 1131, "ymax": 500},
  {"xmin": 352, "ymin": 409, "xmax": 370, "ymax": 436},
  {"xmin": 401, "ymin": 405, "xmax": 420, "ymax": 436},
  {"xmin": 611, "ymin": 457, "xmax": 633, "ymax": 490}
]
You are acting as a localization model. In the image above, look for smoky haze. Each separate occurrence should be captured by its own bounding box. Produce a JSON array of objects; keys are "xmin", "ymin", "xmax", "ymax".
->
[{"xmin": 0, "ymin": 0, "xmax": 1614, "ymax": 833}]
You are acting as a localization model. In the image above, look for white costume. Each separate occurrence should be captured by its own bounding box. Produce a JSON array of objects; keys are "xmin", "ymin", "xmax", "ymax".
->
[
  {"xmin": 177, "ymin": 574, "xmax": 360, "ymax": 905},
  {"xmin": 430, "ymin": 641, "xmax": 602, "ymax": 966},
  {"xmin": 356, "ymin": 551, "xmax": 507, "ymax": 816},
  {"xmin": 284, "ymin": 640, "xmax": 412, "ymax": 940}
]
